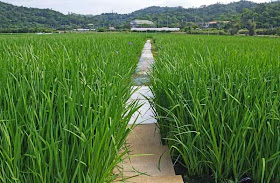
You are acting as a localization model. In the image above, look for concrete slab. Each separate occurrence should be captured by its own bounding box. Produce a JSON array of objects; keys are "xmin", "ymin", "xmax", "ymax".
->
[
  {"xmin": 129, "ymin": 99, "xmax": 157, "ymax": 124},
  {"xmin": 143, "ymin": 41, "xmax": 152, "ymax": 50},
  {"xmin": 116, "ymin": 175, "xmax": 183, "ymax": 183},
  {"xmin": 136, "ymin": 63, "xmax": 153, "ymax": 74},
  {"xmin": 122, "ymin": 145, "xmax": 175, "ymax": 176},
  {"xmin": 130, "ymin": 86, "xmax": 154, "ymax": 100},
  {"xmin": 132, "ymin": 75, "xmax": 150, "ymax": 86},
  {"xmin": 143, "ymin": 45, "xmax": 152, "ymax": 50},
  {"xmin": 141, "ymin": 52, "xmax": 154, "ymax": 59},
  {"xmin": 127, "ymin": 124, "xmax": 161, "ymax": 146},
  {"xmin": 134, "ymin": 40, "xmax": 154, "ymax": 81}
]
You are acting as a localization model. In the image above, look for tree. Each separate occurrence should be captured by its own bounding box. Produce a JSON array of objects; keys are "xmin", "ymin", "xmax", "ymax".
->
[
  {"xmin": 227, "ymin": 22, "xmax": 240, "ymax": 35},
  {"xmin": 247, "ymin": 20, "xmax": 256, "ymax": 36},
  {"xmin": 184, "ymin": 26, "xmax": 191, "ymax": 33},
  {"xmin": 276, "ymin": 27, "xmax": 280, "ymax": 36}
]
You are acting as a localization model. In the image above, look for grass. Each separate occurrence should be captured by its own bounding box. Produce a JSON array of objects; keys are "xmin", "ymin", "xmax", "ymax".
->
[
  {"xmin": 150, "ymin": 34, "xmax": 280, "ymax": 182},
  {"xmin": 0, "ymin": 33, "xmax": 145, "ymax": 182}
]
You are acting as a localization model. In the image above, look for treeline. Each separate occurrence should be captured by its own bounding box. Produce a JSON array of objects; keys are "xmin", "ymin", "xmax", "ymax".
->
[
  {"xmin": 0, "ymin": 28, "xmax": 54, "ymax": 33},
  {"xmin": 0, "ymin": 0, "xmax": 280, "ymax": 33}
]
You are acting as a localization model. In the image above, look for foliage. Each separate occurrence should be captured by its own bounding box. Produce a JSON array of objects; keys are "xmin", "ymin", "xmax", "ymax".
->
[
  {"xmin": 255, "ymin": 28, "xmax": 278, "ymax": 35},
  {"xmin": 247, "ymin": 20, "xmax": 256, "ymax": 36},
  {"xmin": 0, "ymin": 27, "xmax": 53, "ymax": 33},
  {"xmin": 0, "ymin": 1, "xmax": 73, "ymax": 29},
  {"xmin": 187, "ymin": 29, "xmax": 227, "ymax": 35},
  {"xmin": 184, "ymin": 26, "xmax": 192, "ymax": 33},
  {"xmin": 0, "ymin": 1, "xmax": 280, "ymax": 32},
  {"xmin": 238, "ymin": 28, "xmax": 249, "ymax": 35},
  {"xmin": 277, "ymin": 27, "xmax": 280, "ymax": 36},
  {"xmin": 151, "ymin": 34, "xmax": 280, "ymax": 182},
  {"xmin": 227, "ymin": 22, "xmax": 241, "ymax": 35},
  {"xmin": 241, "ymin": 2, "xmax": 280, "ymax": 29},
  {"xmin": 97, "ymin": 27, "xmax": 105, "ymax": 32}
]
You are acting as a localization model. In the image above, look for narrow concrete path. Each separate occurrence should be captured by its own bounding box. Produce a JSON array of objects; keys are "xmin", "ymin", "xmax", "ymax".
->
[
  {"xmin": 132, "ymin": 40, "xmax": 154, "ymax": 86},
  {"xmin": 128, "ymin": 86, "xmax": 156, "ymax": 125},
  {"xmin": 118, "ymin": 40, "xmax": 183, "ymax": 183}
]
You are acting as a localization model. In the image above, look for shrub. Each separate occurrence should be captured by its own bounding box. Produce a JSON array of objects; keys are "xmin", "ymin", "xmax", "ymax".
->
[
  {"xmin": 238, "ymin": 29, "xmax": 249, "ymax": 35},
  {"xmin": 97, "ymin": 27, "xmax": 105, "ymax": 32},
  {"xmin": 256, "ymin": 28, "xmax": 277, "ymax": 35}
]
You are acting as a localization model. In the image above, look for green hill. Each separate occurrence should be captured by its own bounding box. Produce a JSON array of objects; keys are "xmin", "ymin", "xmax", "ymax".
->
[
  {"xmin": 82, "ymin": 1, "xmax": 259, "ymax": 28},
  {"xmin": 0, "ymin": 0, "xmax": 279, "ymax": 31},
  {"xmin": 0, "ymin": 1, "xmax": 70, "ymax": 28}
]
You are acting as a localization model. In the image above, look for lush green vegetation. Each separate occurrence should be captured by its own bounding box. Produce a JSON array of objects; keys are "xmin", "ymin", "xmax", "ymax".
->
[
  {"xmin": 0, "ymin": 1, "xmax": 280, "ymax": 32},
  {"xmin": 0, "ymin": 33, "xmax": 145, "ymax": 182},
  {"xmin": 151, "ymin": 34, "xmax": 280, "ymax": 182},
  {"xmin": 0, "ymin": 1, "xmax": 70, "ymax": 29}
]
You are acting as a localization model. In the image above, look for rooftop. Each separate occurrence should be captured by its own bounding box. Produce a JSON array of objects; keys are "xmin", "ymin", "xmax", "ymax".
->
[{"xmin": 208, "ymin": 21, "xmax": 230, "ymax": 24}]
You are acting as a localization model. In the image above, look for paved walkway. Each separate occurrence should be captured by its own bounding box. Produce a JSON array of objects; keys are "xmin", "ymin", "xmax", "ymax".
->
[
  {"xmin": 133, "ymin": 40, "xmax": 154, "ymax": 86},
  {"xmin": 118, "ymin": 40, "xmax": 183, "ymax": 183}
]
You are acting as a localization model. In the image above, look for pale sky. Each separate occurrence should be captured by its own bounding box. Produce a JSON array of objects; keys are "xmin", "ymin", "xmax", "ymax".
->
[{"xmin": 2, "ymin": 0, "xmax": 271, "ymax": 15}]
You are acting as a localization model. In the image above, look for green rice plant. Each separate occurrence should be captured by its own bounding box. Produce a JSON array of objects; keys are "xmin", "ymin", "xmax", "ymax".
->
[
  {"xmin": 0, "ymin": 33, "xmax": 145, "ymax": 182},
  {"xmin": 150, "ymin": 34, "xmax": 280, "ymax": 182}
]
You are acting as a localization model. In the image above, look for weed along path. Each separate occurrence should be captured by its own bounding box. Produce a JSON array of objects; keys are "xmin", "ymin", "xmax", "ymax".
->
[{"xmin": 119, "ymin": 40, "xmax": 183, "ymax": 182}]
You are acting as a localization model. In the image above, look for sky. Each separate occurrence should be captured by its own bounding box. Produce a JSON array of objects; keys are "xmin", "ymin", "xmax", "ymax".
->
[{"xmin": 2, "ymin": 0, "xmax": 271, "ymax": 15}]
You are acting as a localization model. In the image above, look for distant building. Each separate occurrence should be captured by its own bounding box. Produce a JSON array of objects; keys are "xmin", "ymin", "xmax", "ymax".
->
[
  {"xmin": 109, "ymin": 26, "xmax": 115, "ymax": 30},
  {"xmin": 131, "ymin": 27, "xmax": 180, "ymax": 32},
  {"xmin": 130, "ymin": 20, "xmax": 154, "ymax": 28},
  {"xmin": 204, "ymin": 21, "xmax": 230, "ymax": 28},
  {"xmin": 73, "ymin": 28, "xmax": 95, "ymax": 32},
  {"xmin": 35, "ymin": 33, "xmax": 53, "ymax": 35}
]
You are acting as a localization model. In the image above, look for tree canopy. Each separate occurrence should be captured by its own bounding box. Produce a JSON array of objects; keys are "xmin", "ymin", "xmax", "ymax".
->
[{"xmin": 0, "ymin": 0, "xmax": 279, "ymax": 30}]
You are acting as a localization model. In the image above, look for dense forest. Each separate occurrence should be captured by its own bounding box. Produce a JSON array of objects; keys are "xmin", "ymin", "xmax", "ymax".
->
[{"xmin": 0, "ymin": 0, "xmax": 280, "ymax": 32}]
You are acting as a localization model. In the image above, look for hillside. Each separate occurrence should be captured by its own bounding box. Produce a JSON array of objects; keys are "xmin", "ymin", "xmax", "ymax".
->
[
  {"xmin": 83, "ymin": 1, "xmax": 259, "ymax": 28},
  {"xmin": 0, "ymin": 0, "xmax": 280, "ymax": 31},
  {"xmin": 0, "ymin": 1, "xmax": 71, "ymax": 28}
]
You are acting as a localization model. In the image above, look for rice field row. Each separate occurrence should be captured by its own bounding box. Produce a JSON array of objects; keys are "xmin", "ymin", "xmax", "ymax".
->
[
  {"xmin": 1, "ymin": 33, "xmax": 280, "ymax": 183},
  {"xmin": 0, "ymin": 34, "xmax": 145, "ymax": 182},
  {"xmin": 151, "ymin": 35, "xmax": 280, "ymax": 182}
]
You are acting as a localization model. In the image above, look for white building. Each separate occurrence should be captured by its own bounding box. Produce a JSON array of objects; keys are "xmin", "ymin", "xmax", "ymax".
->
[
  {"xmin": 109, "ymin": 26, "xmax": 116, "ymax": 30},
  {"xmin": 73, "ymin": 28, "xmax": 96, "ymax": 32},
  {"xmin": 130, "ymin": 20, "xmax": 154, "ymax": 28},
  {"xmin": 131, "ymin": 27, "xmax": 180, "ymax": 32}
]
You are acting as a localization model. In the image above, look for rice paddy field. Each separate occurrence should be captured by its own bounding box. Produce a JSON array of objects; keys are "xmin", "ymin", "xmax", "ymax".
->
[
  {"xmin": 0, "ymin": 34, "xmax": 146, "ymax": 182},
  {"xmin": 151, "ymin": 34, "xmax": 280, "ymax": 182},
  {"xmin": 0, "ymin": 33, "xmax": 280, "ymax": 183}
]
